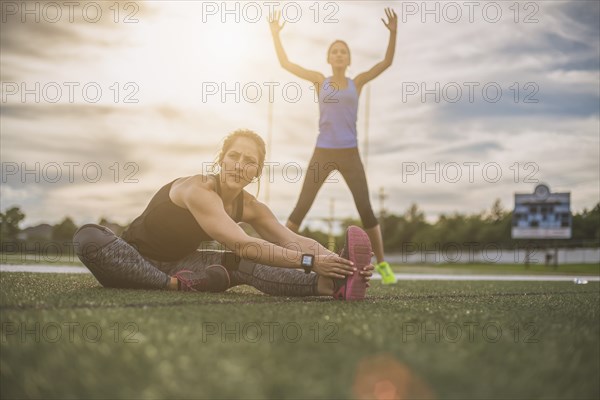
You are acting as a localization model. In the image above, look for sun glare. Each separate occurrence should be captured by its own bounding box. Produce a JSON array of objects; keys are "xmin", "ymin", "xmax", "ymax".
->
[{"xmin": 122, "ymin": 3, "xmax": 268, "ymax": 110}]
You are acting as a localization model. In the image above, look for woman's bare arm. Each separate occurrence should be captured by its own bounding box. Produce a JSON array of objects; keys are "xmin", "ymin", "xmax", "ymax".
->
[
  {"xmin": 242, "ymin": 195, "xmax": 358, "ymax": 279},
  {"xmin": 181, "ymin": 184, "xmax": 354, "ymax": 278},
  {"xmin": 354, "ymin": 8, "xmax": 398, "ymax": 94},
  {"xmin": 269, "ymin": 11, "xmax": 325, "ymax": 85}
]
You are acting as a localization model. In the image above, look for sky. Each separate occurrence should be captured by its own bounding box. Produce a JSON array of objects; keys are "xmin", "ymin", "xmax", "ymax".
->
[{"xmin": 1, "ymin": 0, "xmax": 599, "ymax": 232}]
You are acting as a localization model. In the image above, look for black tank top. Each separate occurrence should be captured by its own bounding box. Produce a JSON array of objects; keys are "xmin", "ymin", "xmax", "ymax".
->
[{"xmin": 121, "ymin": 176, "xmax": 244, "ymax": 261}]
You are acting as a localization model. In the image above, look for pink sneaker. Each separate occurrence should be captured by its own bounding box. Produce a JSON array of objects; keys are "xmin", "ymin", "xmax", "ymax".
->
[
  {"xmin": 332, "ymin": 226, "xmax": 372, "ymax": 301},
  {"xmin": 173, "ymin": 265, "xmax": 230, "ymax": 292}
]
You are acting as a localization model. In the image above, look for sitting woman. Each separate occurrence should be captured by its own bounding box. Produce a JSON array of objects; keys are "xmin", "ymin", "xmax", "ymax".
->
[{"xmin": 73, "ymin": 129, "xmax": 374, "ymax": 300}]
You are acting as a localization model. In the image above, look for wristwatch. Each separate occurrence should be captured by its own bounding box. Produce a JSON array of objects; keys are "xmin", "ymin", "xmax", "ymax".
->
[{"xmin": 300, "ymin": 254, "xmax": 315, "ymax": 274}]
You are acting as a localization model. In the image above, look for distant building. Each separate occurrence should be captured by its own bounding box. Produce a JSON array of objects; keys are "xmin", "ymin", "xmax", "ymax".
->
[
  {"xmin": 17, "ymin": 224, "xmax": 53, "ymax": 241},
  {"xmin": 512, "ymin": 184, "xmax": 572, "ymax": 239}
]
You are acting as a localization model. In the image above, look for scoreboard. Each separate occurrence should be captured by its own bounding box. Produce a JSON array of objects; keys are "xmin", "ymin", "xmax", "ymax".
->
[{"xmin": 512, "ymin": 184, "xmax": 572, "ymax": 239}]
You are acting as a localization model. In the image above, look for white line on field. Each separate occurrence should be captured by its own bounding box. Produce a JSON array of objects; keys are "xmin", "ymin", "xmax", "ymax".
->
[{"xmin": 1, "ymin": 264, "xmax": 598, "ymax": 282}]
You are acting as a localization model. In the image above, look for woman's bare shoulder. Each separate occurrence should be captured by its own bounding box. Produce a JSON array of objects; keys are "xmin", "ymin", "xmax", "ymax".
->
[
  {"xmin": 241, "ymin": 190, "xmax": 270, "ymax": 221},
  {"xmin": 170, "ymin": 174, "xmax": 217, "ymax": 207},
  {"xmin": 174, "ymin": 174, "xmax": 215, "ymax": 191}
]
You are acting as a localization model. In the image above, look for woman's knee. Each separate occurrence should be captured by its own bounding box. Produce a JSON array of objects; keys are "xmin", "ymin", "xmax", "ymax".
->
[{"xmin": 73, "ymin": 224, "xmax": 118, "ymax": 260}]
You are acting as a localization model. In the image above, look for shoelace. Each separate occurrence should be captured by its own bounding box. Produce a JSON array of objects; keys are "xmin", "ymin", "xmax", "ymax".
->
[{"xmin": 175, "ymin": 270, "xmax": 207, "ymax": 291}]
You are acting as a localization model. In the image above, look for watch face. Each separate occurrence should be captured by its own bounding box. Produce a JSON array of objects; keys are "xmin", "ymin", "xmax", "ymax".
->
[{"xmin": 302, "ymin": 255, "xmax": 313, "ymax": 266}]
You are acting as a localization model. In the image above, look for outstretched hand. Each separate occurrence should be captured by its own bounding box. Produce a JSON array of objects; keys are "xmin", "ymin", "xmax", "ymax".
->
[
  {"xmin": 382, "ymin": 7, "xmax": 397, "ymax": 32},
  {"xmin": 313, "ymin": 254, "xmax": 356, "ymax": 280},
  {"xmin": 360, "ymin": 262, "xmax": 375, "ymax": 287},
  {"xmin": 269, "ymin": 10, "xmax": 285, "ymax": 36}
]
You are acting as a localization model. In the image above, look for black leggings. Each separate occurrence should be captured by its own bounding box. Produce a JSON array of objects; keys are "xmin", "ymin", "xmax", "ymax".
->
[
  {"xmin": 288, "ymin": 147, "xmax": 378, "ymax": 229},
  {"xmin": 73, "ymin": 224, "xmax": 319, "ymax": 297}
]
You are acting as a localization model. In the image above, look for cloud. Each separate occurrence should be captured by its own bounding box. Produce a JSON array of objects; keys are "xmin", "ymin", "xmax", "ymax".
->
[
  {"xmin": 1, "ymin": 1, "xmax": 598, "ymax": 228},
  {"xmin": 434, "ymin": 140, "xmax": 504, "ymax": 157}
]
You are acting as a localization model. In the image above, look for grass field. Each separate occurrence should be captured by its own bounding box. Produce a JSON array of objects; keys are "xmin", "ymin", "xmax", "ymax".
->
[
  {"xmin": 1, "ymin": 253, "xmax": 84, "ymax": 266},
  {"xmin": 1, "ymin": 271, "xmax": 599, "ymax": 400}
]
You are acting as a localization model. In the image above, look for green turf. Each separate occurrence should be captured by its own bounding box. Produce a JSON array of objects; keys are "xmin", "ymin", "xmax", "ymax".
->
[
  {"xmin": 1, "ymin": 272, "xmax": 599, "ymax": 400},
  {"xmin": 0, "ymin": 253, "xmax": 83, "ymax": 266}
]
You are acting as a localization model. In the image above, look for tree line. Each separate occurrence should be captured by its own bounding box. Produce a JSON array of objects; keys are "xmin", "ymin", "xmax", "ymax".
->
[
  {"xmin": 1, "ymin": 200, "xmax": 599, "ymax": 255},
  {"xmin": 303, "ymin": 200, "xmax": 600, "ymax": 251}
]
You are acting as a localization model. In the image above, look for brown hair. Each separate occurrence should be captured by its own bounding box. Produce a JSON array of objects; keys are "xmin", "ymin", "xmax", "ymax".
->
[{"xmin": 216, "ymin": 129, "xmax": 266, "ymax": 196}]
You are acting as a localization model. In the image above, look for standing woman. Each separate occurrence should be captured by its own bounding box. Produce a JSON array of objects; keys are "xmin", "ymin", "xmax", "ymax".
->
[{"xmin": 269, "ymin": 8, "xmax": 398, "ymax": 284}]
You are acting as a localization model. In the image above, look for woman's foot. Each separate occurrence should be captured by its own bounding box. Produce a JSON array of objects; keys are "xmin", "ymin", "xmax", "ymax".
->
[
  {"xmin": 332, "ymin": 226, "xmax": 372, "ymax": 301},
  {"xmin": 376, "ymin": 261, "xmax": 397, "ymax": 284},
  {"xmin": 172, "ymin": 265, "xmax": 230, "ymax": 292}
]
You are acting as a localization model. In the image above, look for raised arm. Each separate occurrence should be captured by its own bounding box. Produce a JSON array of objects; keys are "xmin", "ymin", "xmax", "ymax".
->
[
  {"xmin": 269, "ymin": 11, "xmax": 324, "ymax": 85},
  {"xmin": 354, "ymin": 8, "xmax": 397, "ymax": 93}
]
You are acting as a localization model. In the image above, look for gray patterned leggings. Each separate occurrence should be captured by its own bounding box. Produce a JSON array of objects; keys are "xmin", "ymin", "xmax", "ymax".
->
[{"xmin": 73, "ymin": 224, "xmax": 319, "ymax": 297}]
